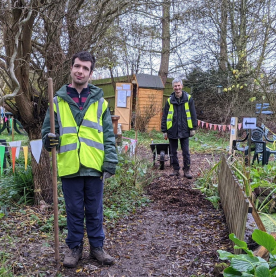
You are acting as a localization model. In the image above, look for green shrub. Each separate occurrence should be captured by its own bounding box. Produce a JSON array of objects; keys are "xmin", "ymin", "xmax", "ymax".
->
[
  {"xmin": 0, "ymin": 158, "xmax": 33, "ymax": 207},
  {"xmin": 218, "ymin": 230, "xmax": 276, "ymax": 276},
  {"xmin": 0, "ymin": 251, "xmax": 13, "ymax": 277},
  {"xmin": 103, "ymin": 152, "xmax": 153, "ymax": 225},
  {"xmin": 194, "ymin": 157, "xmax": 221, "ymax": 209}
]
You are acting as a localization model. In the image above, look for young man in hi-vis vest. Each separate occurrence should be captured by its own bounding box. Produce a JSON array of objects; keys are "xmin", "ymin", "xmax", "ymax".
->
[
  {"xmin": 161, "ymin": 77, "xmax": 197, "ymax": 178},
  {"xmin": 42, "ymin": 51, "xmax": 118, "ymax": 268}
]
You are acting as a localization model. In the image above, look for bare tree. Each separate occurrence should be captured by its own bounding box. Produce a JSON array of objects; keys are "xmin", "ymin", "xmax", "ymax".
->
[
  {"xmin": 180, "ymin": 0, "xmax": 276, "ymax": 122},
  {"xmin": 158, "ymin": 0, "xmax": 171, "ymax": 85},
  {"xmin": 0, "ymin": 0, "xmax": 133, "ymax": 204}
]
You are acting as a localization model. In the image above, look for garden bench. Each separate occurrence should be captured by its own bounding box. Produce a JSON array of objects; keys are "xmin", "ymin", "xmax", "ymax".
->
[
  {"xmin": 232, "ymin": 127, "xmax": 267, "ymax": 165},
  {"xmin": 260, "ymin": 124, "xmax": 276, "ymax": 164},
  {"xmin": 233, "ymin": 126, "xmax": 276, "ymax": 165}
]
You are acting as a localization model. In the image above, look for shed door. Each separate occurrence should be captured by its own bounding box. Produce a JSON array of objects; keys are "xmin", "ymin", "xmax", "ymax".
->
[{"xmin": 114, "ymin": 83, "xmax": 132, "ymax": 131}]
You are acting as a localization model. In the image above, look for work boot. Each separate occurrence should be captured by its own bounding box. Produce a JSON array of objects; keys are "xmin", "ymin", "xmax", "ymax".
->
[
  {"xmin": 170, "ymin": 169, "xmax": 180, "ymax": 176},
  {"xmin": 184, "ymin": 168, "xmax": 193, "ymax": 179},
  {"xmin": 63, "ymin": 243, "xmax": 83, "ymax": 268},
  {"xmin": 90, "ymin": 246, "xmax": 115, "ymax": 265}
]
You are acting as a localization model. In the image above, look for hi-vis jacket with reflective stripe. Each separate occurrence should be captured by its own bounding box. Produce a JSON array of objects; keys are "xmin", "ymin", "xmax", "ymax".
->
[
  {"xmin": 53, "ymin": 96, "xmax": 107, "ymax": 177},
  {"xmin": 161, "ymin": 91, "xmax": 197, "ymax": 139},
  {"xmin": 167, "ymin": 94, "xmax": 192, "ymax": 129},
  {"xmin": 42, "ymin": 84, "xmax": 118, "ymax": 177}
]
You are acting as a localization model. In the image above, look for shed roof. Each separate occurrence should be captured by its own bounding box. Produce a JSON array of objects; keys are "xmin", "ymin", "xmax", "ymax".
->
[{"xmin": 135, "ymin": 74, "xmax": 164, "ymax": 90}]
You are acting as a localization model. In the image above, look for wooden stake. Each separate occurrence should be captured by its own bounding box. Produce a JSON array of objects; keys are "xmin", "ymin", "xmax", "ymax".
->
[
  {"xmin": 11, "ymin": 116, "xmax": 14, "ymax": 141},
  {"xmin": 229, "ymin": 117, "xmax": 238, "ymax": 155},
  {"xmin": 47, "ymin": 78, "xmax": 60, "ymax": 263},
  {"xmin": 247, "ymin": 129, "xmax": 252, "ymax": 167},
  {"xmin": 135, "ymin": 128, "xmax": 138, "ymax": 161}
]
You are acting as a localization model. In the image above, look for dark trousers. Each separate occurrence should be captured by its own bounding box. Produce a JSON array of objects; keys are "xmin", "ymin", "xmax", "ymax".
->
[
  {"xmin": 61, "ymin": 176, "xmax": 105, "ymax": 249},
  {"xmin": 169, "ymin": 137, "xmax": 190, "ymax": 171}
]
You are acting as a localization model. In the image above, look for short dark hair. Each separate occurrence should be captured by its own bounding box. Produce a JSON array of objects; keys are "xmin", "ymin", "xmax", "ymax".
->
[{"xmin": 71, "ymin": 51, "xmax": 96, "ymax": 72}]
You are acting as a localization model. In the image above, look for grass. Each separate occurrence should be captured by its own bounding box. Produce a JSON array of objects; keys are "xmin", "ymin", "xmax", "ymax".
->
[
  {"xmin": 0, "ymin": 128, "xmax": 29, "ymax": 144},
  {"xmin": 0, "ymin": 251, "xmax": 13, "ymax": 277},
  {"xmin": 123, "ymin": 128, "xmax": 229, "ymax": 153}
]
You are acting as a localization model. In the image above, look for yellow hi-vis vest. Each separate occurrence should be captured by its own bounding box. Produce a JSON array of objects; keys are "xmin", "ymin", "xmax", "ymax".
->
[
  {"xmin": 166, "ymin": 94, "xmax": 193, "ymax": 130},
  {"xmin": 53, "ymin": 96, "xmax": 108, "ymax": 177}
]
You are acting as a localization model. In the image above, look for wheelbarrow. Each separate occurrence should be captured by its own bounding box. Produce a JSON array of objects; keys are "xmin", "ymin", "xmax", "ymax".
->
[{"xmin": 150, "ymin": 143, "xmax": 172, "ymax": 170}]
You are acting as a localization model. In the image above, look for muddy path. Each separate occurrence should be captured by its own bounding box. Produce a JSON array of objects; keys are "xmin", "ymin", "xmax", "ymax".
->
[{"xmin": 60, "ymin": 152, "xmax": 233, "ymax": 276}]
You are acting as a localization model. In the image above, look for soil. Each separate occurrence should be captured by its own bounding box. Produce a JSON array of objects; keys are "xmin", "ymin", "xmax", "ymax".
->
[{"xmin": 0, "ymin": 147, "xmax": 236, "ymax": 277}]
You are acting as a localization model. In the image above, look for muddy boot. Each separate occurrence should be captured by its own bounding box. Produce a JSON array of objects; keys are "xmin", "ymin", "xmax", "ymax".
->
[
  {"xmin": 63, "ymin": 243, "xmax": 83, "ymax": 268},
  {"xmin": 184, "ymin": 168, "xmax": 193, "ymax": 179},
  {"xmin": 170, "ymin": 169, "xmax": 180, "ymax": 176},
  {"xmin": 90, "ymin": 246, "xmax": 115, "ymax": 265}
]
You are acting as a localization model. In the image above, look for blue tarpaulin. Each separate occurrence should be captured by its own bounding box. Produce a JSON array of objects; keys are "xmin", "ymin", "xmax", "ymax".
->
[{"xmin": 256, "ymin": 103, "xmax": 273, "ymax": 115}]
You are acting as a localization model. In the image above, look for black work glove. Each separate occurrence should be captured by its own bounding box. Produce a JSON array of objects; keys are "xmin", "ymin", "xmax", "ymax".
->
[
  {"xmin": 102, "ymin": 172, "xmax": 113, "ymax": 183},
  {"xmin": 45, "ymin": 133, "xmax": 59, "ymax": 149}
]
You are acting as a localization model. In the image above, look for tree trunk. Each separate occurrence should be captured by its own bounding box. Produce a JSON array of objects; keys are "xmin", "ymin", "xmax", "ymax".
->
[
  {"xmin": 29, "ymin": 128, "xmax": 53, "ymax": 205},
  {"xmin": 31, "ymin": 148, "xmax": 53, "ymax": 205},
  {"xmin": 0, "ymin": 0, "xmax": 134, "ymax": 205},
  {"xmin": 237, "ymin": 0, "xmax": 247, "ymax": 71},
  {"xmin": 219, "ymin": 0, "xmax": 228, "ymax": 72},
  {"xmin": 158, "ymin": 0, "xmax": 171, "ymax": 86}
]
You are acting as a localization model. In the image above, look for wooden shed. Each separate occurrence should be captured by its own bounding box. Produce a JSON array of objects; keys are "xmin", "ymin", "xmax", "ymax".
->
[
  {"xmin": 93, "ymin": 74, "xmax": 164, "ymax": 132},
  {"xmin": 92, "ymin": 74, "xmax": 191, "ymax": 132}
]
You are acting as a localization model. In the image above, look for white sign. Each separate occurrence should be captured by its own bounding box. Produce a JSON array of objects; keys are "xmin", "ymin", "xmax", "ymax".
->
[
  {"xmin": 117, "ymin": 90, "xmax": 127, "ymax": 108},
  {"xmin": 123, "ymin": 84, "xmax": 131, "ymax": 90},
  {"xmin": 242, "ymin": 117, "xmax": 257, "ymax": 129},
  {"xmin": 231, "ymin": 117, "xmax": 236, "ymax": 126}
]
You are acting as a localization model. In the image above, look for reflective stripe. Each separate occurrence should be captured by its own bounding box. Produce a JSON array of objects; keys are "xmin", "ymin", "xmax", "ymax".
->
[
  {"xmin": 185, "ymin": 109, "xmax": 190, "ymax": 112},
  {"xmin": 97, "ymin": 98, "xmax": 104, "ymax": 132},
  {"xmin": 79, "ymin": 137, "xmax": 104, "ymax": 151},
  {"xmin": 63, "ymin": 127, "xmax": 78, "ymax": 134},
  {"xmin": 59, "ymin": 143, "xmax": 78, "ymax": 153},
  {"xmin": 82, "ymin": 119, "xmax": 103, "ymax": 132},
  {"xmin": 54, "ymin": 97, "xmax": 63, "ymax": 135},
  {"xmin": 168, "ymin": 111, "xmax": 173, "ymax": 114},
  {"xmin": 54, "ymin": 97, "xmax": 78, "ymax": 135},
  {"xmin": 187, "ymin": 117, "xmax": 191, "ymax": 120},
  {"xmin": 167, "ymin": 119, "xmax": 172, "ymax": 122}
]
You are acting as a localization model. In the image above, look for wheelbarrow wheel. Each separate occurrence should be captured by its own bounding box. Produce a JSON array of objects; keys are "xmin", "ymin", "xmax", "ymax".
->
[{"xmin": 160, "ymin": 150, "xmax": 165, "ymax": 170}]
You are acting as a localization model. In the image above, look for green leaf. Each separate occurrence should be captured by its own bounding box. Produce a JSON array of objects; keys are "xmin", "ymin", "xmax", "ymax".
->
[
  {"xmin": 233, "ymin": 245, "xmax": 254, "ymax": 255},
  {"xmin": 256, "ymin": 256, "xmax": 269, "ymax": 268},
  {"xmin": 255, "ymin": 265, "xmax": 271, "ymax": 277},
  {"xmin": 218, "ymin": 250, "xmax": 235, "ymax": 260},
  {"xmin": 223, "ymin": 266, "xmax": 242, "ymax": 276},
  {"xmin": 230, "ymin": 234, "xmax": 248, "ymax": 249},
  {"xmin": 249, "ymin": 97, "xmax": 256, "ymax": 102},
  {"xmin": 231, "ymin": 256, "xmax": 260, "ymax": 272},
  {"xmin": 252, "ymin": 229, "xmax": 276, "ymax": 254}
]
